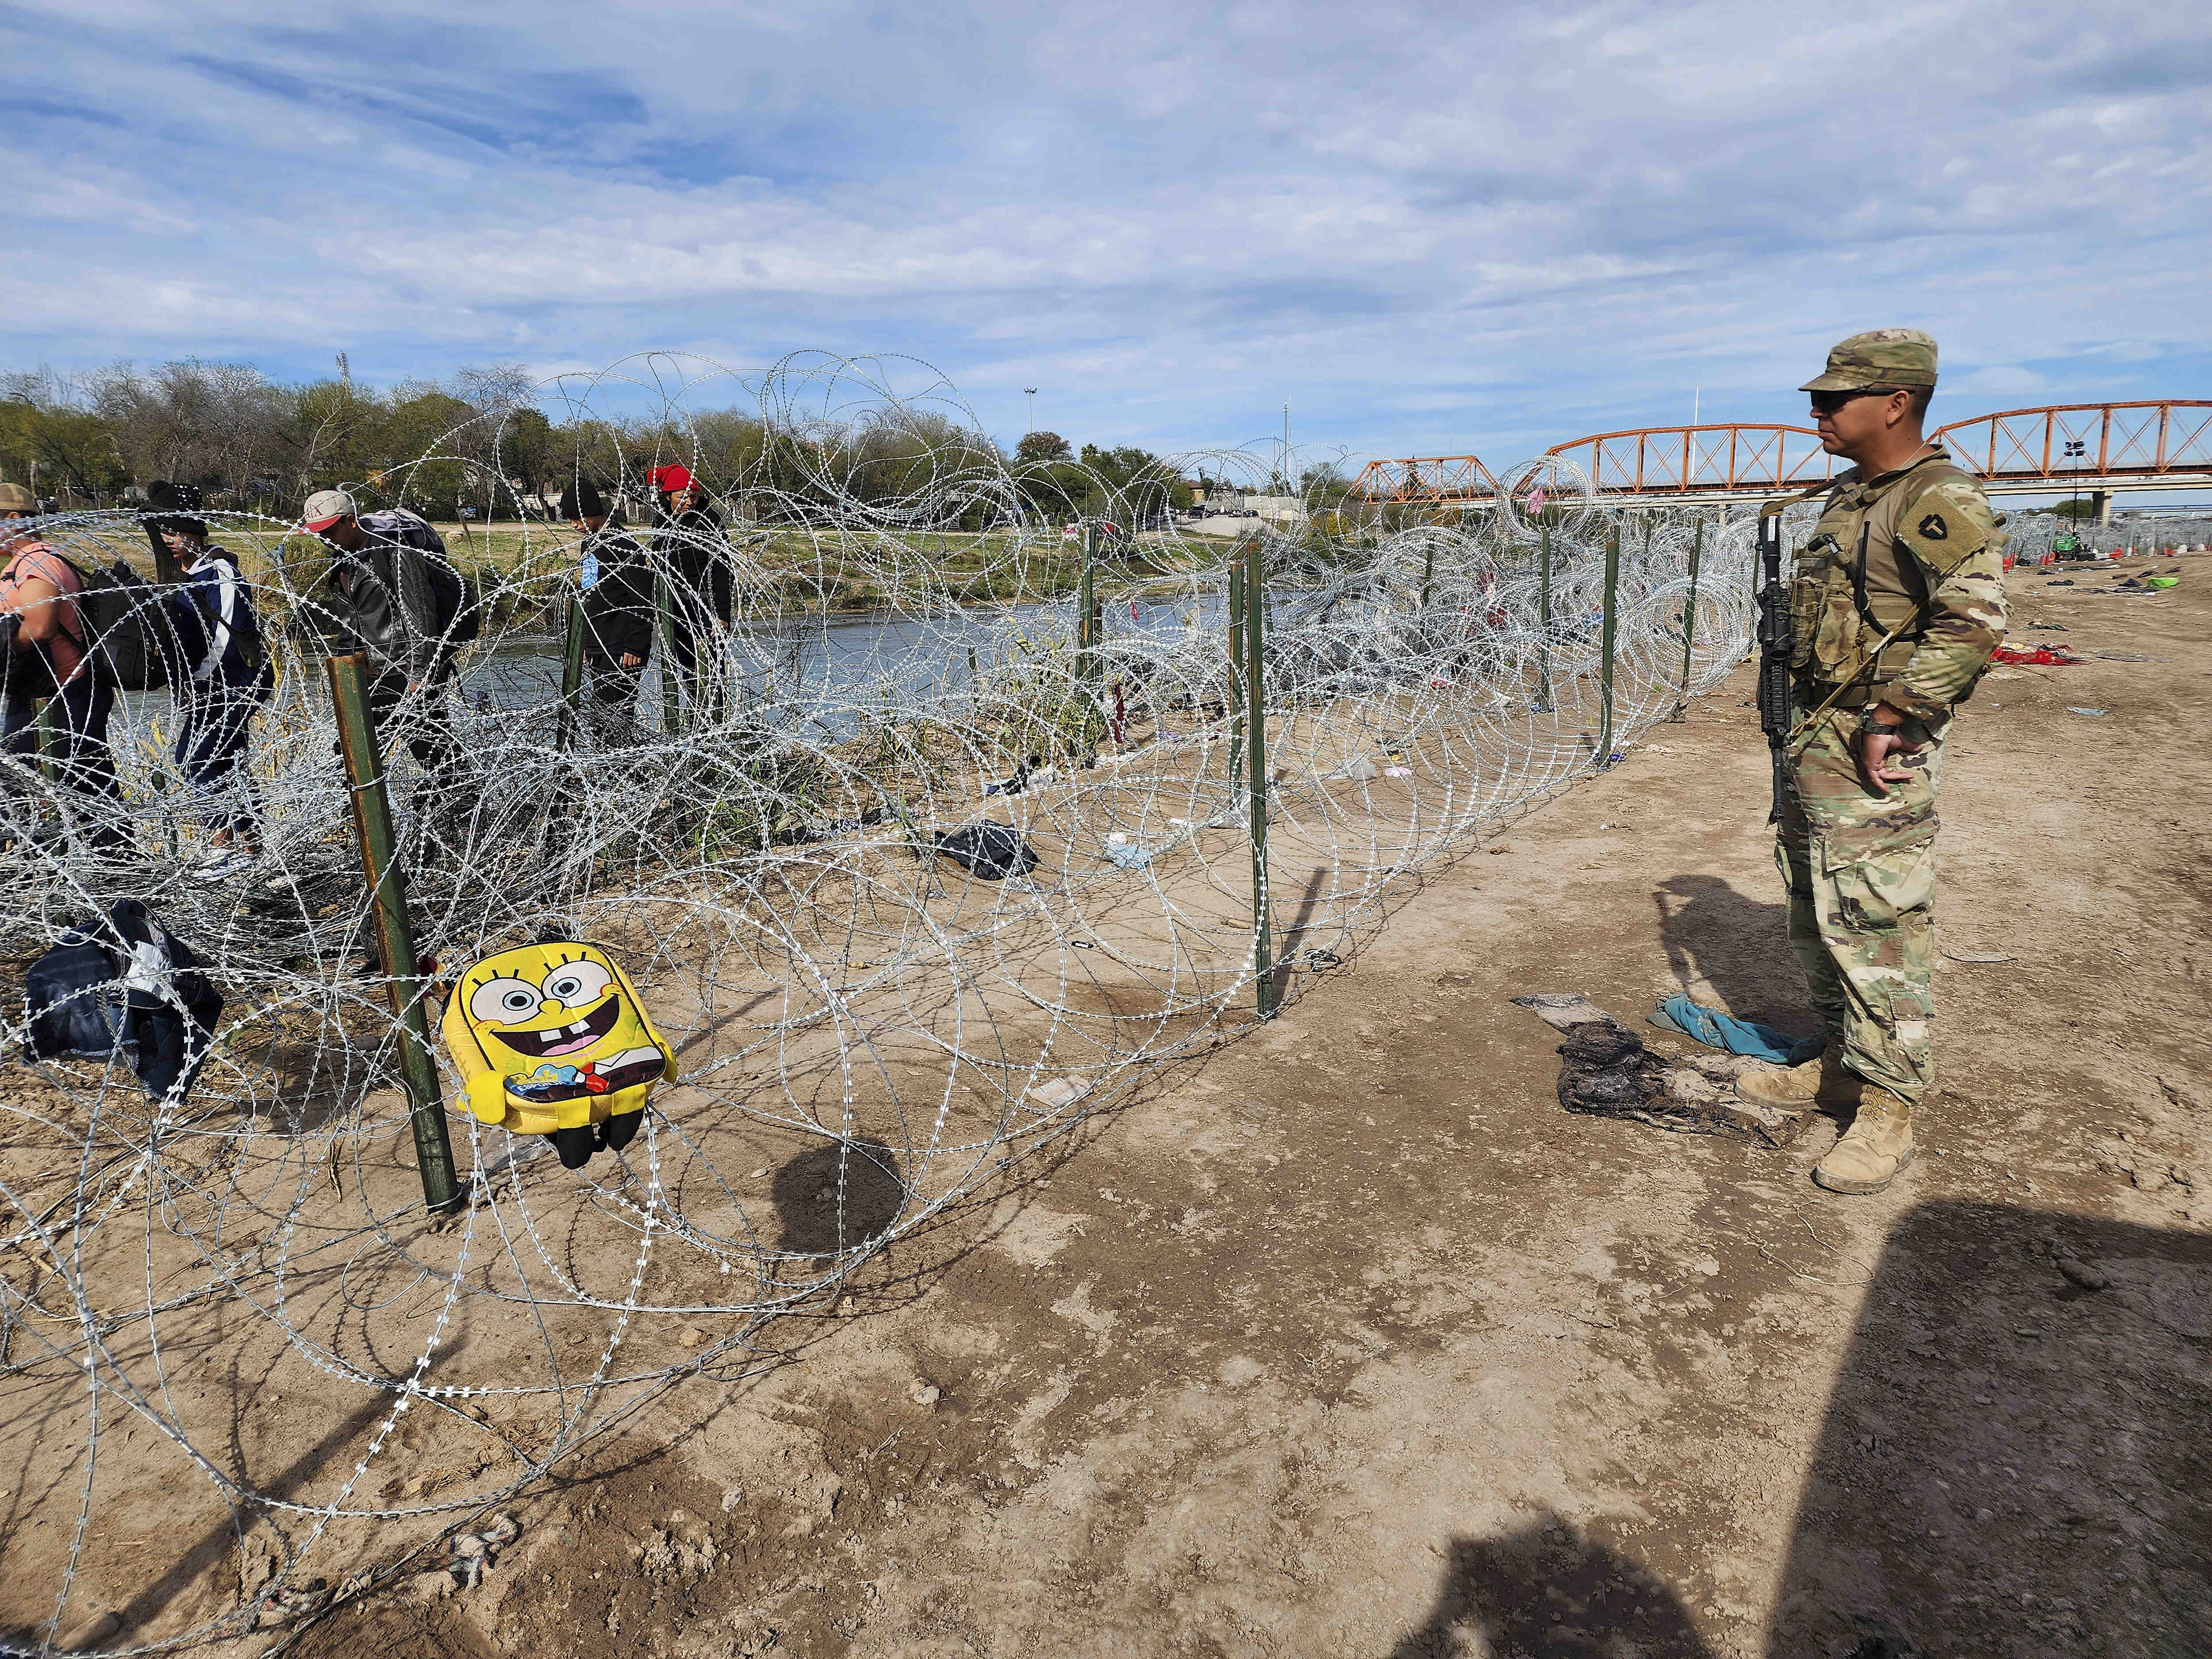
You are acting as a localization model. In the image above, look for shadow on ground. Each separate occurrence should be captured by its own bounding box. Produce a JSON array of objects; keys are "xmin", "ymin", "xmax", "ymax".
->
[
  {"xmin": 1653, "ymin": 873, "xmax": 1816, "ymax": 1035},
  {"xmin": 772, "ymin": 1136, "xmax": 908, "ymax": 1262},
  {"xmin": 1393, "ymin": 1202, "xmax": 2212, "ymax": 1657},
  {"xmin": 1388, "ymin": 1513, "xmax": 1712, "ymax": 1658}
]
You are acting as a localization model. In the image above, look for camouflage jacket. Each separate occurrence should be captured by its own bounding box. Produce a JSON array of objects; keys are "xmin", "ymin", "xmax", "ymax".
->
[{"xmin": 1797, "ymin": 449, "xmax": 2008, "ymax": 721}]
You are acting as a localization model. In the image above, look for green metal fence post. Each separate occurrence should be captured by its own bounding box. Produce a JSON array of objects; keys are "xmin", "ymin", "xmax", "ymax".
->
[
  {"xmin": 554, "ymin": 582, "xmax": 588, "ymax": 754},
  {"xmin": 1077, "ymin": 521, "xmax": 1100, "ymax": 671},
  {"xmin": 1226, "ymin": 561, "xmax": 1246, "ymax": 790},
  {"xmin": 1245, "ymin": 533, "xmax": 1273, "ymax": 1021},
  {"xmin": 1598, "ymin": 522, "xmax": 1620, "ymax": 765},
  {"xmin": 1678, "ymin": 517, "xmax": 1704, "ymax": 706},
  {"xmin": 1750, "ymin": 515, "xmax": 1765, "ymax": 644},
  {"xmin": 1536, "ymin": 524, "xmax": 1554, "ymax": 713},
  {"xmin": 326, "ymin": 653, "xmax": 461, "ymax": 1217}
]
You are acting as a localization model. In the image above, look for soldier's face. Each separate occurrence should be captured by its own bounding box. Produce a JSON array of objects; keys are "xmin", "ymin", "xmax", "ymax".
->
[{"xmin": 1812, "ymin": 388, "xmax": 1911, "ymax": 457}]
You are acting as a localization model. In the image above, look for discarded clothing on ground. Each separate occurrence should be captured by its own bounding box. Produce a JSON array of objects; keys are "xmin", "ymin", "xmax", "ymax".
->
[
  {"xmin": 1990, "ymin": 645, "xmax": 2085, "ymax": 666},
  {"xmin": 1513, "ymin": 994, "xmax": 1799, "ymax": 1149},
  {"xmin": 1648, "ymin": 993, "xmax": 1823, "ymax": 1066},
  {"xmin": 23, "ymin": 899, "xmax": 223, "ymax": 1106},
  {"xmin": 1102, "ymin": 834, "xmax": 1160, "ymax": 871},
  {"xmin": 932, "ymin": 821, "xmax": 1039, "ymax": 881}
]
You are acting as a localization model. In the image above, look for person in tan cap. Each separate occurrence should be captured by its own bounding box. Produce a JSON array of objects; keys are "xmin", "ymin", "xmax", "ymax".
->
[
  {"xmin": 298, "ymin": 487, "xmax": 475, "ymax": 840},
  {"xmin": 1738, "ymin": 330, "xmax": 2008, "ymax": 1194}
]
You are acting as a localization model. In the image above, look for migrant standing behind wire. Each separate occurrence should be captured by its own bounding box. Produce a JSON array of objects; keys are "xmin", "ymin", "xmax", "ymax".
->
[
  {"xmin": 300, "ymin": 488, "xmax": 475, "ymax": 844},
  {"xmin": 0, "ymin": 481, "xmax": 127, "ymax": 855},
  {"xmin": 563, "ymin": 476, "xmax": 655, "ymax": 748},
  {"xmin": 649, "ymin": 464, "xmax": 731, "ymax": 714},
  {"xmin": 148, "ymin": 482, "xmax": 276, "ymax": 879}
]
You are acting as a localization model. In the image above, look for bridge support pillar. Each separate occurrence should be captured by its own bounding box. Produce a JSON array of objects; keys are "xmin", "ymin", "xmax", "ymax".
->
[{"xmin": 2092, "ymin": 490, "xmax": 2112, "ymax": 526}]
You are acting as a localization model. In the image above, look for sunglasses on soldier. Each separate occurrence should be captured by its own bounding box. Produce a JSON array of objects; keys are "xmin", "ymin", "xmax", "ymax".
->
[{"xmin": 1809, "ymin": 386, "xmax": 1907, "ymax": 415}]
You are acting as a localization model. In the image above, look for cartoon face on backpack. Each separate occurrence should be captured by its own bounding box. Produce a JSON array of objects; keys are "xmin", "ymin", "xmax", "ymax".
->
[{"xmin": 439, "ymin": 941, "xmax": 676, "ymax": 1134}]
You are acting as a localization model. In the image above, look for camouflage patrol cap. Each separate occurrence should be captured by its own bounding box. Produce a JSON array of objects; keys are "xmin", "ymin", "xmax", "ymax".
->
[{"xmin": 1800, "ymin": 328, "xmax": 1939, "ymax": 392}]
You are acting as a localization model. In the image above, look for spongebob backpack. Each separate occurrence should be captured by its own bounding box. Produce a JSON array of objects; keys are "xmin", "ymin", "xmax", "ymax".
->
[{"xmin": 439, "ymin": 941, "xmax": 676, "ymax": 1136}]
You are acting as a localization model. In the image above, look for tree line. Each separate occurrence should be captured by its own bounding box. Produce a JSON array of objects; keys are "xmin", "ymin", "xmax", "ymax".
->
[{"xmin": 0, "ymin": 358, "xmax": 1201, "ymax": 531}]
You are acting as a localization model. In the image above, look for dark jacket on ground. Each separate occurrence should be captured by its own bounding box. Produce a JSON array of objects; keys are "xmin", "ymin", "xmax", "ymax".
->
[
  {"xmin": 315, "ymin": 509, "xmax": 446, "ymax": 682},
  {"xmin": 581, "ymin": 526, "xmax": 656, "ymax": 666},
  {"xmin": 25, "ymin": 898, "xmax": 224, "ymax": 1106},
  {"xmin": 653, "ymin": 501, "xmax": 732, "ymax": 630}
]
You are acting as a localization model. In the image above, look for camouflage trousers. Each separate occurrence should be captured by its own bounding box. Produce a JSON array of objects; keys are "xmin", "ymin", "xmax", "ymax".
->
[{"xmin": 1773, "ymin": 695, "xmax": 1948, "ymax": 1105}]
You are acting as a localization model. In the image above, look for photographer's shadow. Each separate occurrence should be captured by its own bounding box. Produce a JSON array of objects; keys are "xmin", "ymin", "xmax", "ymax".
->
[{"xmin": 1389, "ymin": 1203, "xmax": 2212, "ymax": 1656}]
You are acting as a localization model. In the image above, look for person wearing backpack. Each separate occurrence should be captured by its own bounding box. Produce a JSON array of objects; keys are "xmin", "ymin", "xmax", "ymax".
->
[
  {"xmin": 1, "ymin": 481, "xmax": 128, "ymax": 854},
  {"xmin": 150, "ymin": 484, "xmax": 275, "ymax": 879},
  {"xmin": 302, "ymin": 488, "xmax": 476, "ymax": 820}
]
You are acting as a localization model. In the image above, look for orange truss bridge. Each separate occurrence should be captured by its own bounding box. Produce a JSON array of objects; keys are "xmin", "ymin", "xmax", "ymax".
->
[{"xmin": 1352, "ymin": 402, "xmax": 2212, "ymax": 508}]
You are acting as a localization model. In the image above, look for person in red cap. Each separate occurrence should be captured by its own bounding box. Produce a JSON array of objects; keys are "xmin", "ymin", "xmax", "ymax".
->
[{"xmin": 648, "ymin": 465, "xmax": 730, "ymax": 709}]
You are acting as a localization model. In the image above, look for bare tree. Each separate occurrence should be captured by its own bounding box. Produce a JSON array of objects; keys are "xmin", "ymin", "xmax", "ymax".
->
[{"xmin": 91, "ymin": 359, "xmax": 285, "ymax": 505}]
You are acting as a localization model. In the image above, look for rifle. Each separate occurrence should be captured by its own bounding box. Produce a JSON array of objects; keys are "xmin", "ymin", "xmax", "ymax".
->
[{"xmin": 1755, "ymin": 502, "xmax": 1793, "ymax": 824}]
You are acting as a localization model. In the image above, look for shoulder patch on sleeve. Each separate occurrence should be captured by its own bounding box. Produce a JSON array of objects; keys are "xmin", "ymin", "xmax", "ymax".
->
[{"xmin": 1900, "ymin": 481, "xmax": 1993, "ymax": 559}]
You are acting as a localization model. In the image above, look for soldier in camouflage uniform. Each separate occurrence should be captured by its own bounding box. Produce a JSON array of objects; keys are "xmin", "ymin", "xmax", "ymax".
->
[{"xmin": 1738, "ymin": 330, "xmax": 2008, "ymax": 1194}]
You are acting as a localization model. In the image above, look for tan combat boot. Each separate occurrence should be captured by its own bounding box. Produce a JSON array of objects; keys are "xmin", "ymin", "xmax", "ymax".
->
[
  {"xmin": 1737, "ymin": 1052, "xmax": 1855, "ymax": 1109},
  {"xmin": 1812, "ymin": 1090, "xmax": 1916, "ymax": 1194}
]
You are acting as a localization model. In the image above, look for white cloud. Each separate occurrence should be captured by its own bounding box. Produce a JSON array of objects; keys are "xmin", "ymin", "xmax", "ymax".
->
[{"xmin": 2, "ymin": 0, "xmax": 2207, "ymax": 461}]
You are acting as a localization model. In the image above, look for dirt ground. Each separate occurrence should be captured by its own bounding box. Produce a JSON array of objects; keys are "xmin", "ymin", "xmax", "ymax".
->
[{"xmin": 50, "ymin": 559, "xmax": 2212, "ymax": 1658}]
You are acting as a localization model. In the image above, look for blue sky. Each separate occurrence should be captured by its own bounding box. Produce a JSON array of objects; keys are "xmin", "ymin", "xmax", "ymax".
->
[{"xmin": 5, "ymin": 0, "xmax": 2208, "ymax": 470}]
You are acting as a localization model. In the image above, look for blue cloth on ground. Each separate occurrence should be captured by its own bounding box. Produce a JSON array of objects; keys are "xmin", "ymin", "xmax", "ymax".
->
[{"xmin": 1649, "ymin": 994, "xmax": 1824, "ymax": 1066}]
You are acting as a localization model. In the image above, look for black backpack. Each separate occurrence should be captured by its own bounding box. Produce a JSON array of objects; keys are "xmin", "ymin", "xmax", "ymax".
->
[
  {"xmin": 419, "ymin": 550, "xmax": 482, "ymax": 646},
  {"xmin": 24, "ymin": 898, "xmax": 224, "ymax": 1105},
  {"xmin": 59, "ymin": 555, "xmax": 178, "ymax": 693},
  {"xmin": 371, "ymin": 511, "xmax": 481, "ymax": 648},
  {"xmin": 5, "ymin": 549, "xmax": 167, "ymax": 695}
]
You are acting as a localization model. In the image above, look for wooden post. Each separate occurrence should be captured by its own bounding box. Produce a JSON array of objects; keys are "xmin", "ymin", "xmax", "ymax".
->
[
  {"xmin": 35, "ymin": 696, "xmax": 58, "ymax": 785},
  {"xmin": 1598, "ymin": 524, "xmax": 1620, "ymax": 764},
  {"xmin": 1245, "ymin": 533, "xmax": 1273, "ymax": 1020},
  {"xmin": 326, "ymin": 653, "xmax": 460, "ymax": 1217}
]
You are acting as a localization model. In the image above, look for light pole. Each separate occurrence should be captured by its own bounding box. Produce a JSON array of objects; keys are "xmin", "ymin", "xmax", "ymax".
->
[{"xmin": 1024, "ymin": 388, "xmax": 1038, "ymax": 434}]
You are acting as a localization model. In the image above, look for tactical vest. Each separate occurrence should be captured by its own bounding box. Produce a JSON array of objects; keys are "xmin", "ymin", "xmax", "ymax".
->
[{"xmin": 1788, "ymin": 452, "xmax": 2000, "ymax": 691}]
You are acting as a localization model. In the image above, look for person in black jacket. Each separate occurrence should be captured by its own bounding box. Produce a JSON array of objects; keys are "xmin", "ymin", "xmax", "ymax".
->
[
  {"xmin": 562, "ymin": 478, "xmax": 654, "ymax": 746},
  {"xmin": 648, "ymin": 465, "xmax": 730, "ymax": 712}
]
